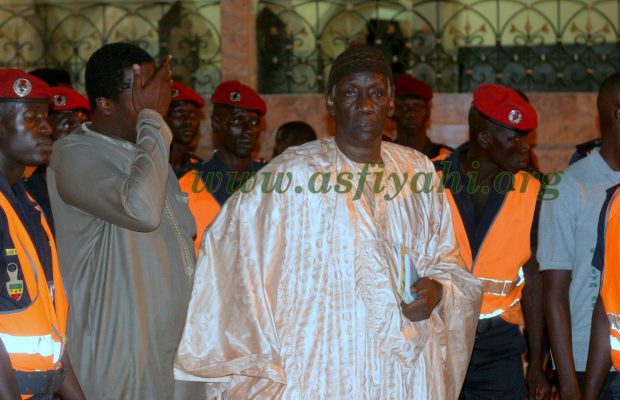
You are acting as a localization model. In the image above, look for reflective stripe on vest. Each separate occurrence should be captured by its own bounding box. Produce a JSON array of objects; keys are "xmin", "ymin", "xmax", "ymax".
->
[
  {"xmin": 600, "ymin": 187, "xmax": 620, "ymax": 370},
  {"xmin": 608, "ymin": 312, "xmax": 620, "ymax": 358},
  {"xmin": 0, "ymin": 333, "xmax": 62, "ymax": 363},
  {"xmin": 0, "ymin": 191, "xmax": 68, "ymax": 389},
  {"xmin": 479, "ymin": 267, "xmax": 524, "ymax": 297},
  {"xmin": 609, "ymin": 311, "xmax": 620, "ymax": 369},
  {"xmin": 441, "ymin": 171, "xmax": 539, "ymax": 325},
  {"xmin": 611, "ymin": 334, "xmax": 620, "ymax": 353},
  {"xmin": 178, "ymin": 171, "xmax": 221, "ymax": 255}
]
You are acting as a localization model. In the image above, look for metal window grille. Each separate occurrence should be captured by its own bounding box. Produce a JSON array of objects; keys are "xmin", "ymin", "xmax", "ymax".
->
[
  {"xmin": 0, "ymin": 1, "xmax": 221, "ymax": 95},
  {"xmin": 256, "ymin": 0, "xmax": 620, "ymax": 93}
]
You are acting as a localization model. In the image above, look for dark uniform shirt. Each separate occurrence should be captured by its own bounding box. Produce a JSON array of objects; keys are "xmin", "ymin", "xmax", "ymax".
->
[
  {"xmin": 569, "ymin": 139, "xmax": 601, "ymax": 166},
  {"xmin": 173, "ymin": 152, "xmax": 203, "ymax": 179},
  {"xmin": 23, "ymin": 166, "xmax": 55, "ymax": 234},
  {"xmin": 0, "ymin": 173, "xmax": 54, "ymax": 311},
  {"xmin": 435, "ymin": 143, "xmax": 540, "ymax": 262},
  {"xmin": 189, "ymin": 154, "xmax": 265, "ymax": 205},
  {"xmin": 438, "ymin": 143, "xmax": 541, "ymax": 399},
  {"xmin": 423, "ymin": 140, "xmax": 452, "ymax": 160},
  {"xmin": 390, "ymin": 135, "xmax": 452, "ymax": 160}
]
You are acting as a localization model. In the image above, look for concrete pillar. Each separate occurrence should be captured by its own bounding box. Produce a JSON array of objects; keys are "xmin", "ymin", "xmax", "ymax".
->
[{"xmin": 220, "ymin": 0, "xmax": 256, "ymax": 87}]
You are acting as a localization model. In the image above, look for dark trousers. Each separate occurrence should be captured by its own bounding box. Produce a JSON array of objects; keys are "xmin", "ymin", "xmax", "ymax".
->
[
  {"xmin": 576, "ymin": 371, "xmax": 620, "ymax": 399},
  {"xmin": 459, "ymin": 317, "xmax": 527, "ymax": 400}
]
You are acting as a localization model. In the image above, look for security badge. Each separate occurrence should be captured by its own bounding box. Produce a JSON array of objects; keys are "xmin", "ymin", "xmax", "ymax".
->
[
  {"xmin": 13, "ymin": 78, "xmax": 32, "ymax": 98},
  {"xmin": 229, "ymin": 91, "xmax": 241, "ymax": 102},
  {"xmin": 508, "ymin": 109, "xmax": 522, "ymax": 125},
  {"xmin": 53, "ymin": 94, "xmax": 66, "ymax": 107},
  {"xmin": 6, "ymin": 263, "xmax": 23, "ymax": 301}
]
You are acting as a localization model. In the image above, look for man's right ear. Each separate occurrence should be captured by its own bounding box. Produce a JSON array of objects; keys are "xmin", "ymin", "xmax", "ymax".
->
[
  {"xmin": 326, "ymin": 95, "xmax": 336, "ymax": 117},
  {"xmin": 95, "ymin": 97, "xmax": 112, "ymax": 116}
]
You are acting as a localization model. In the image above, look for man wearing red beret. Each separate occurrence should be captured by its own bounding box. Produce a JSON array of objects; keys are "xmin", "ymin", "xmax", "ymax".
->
[
  {"xmin": 435, "ymin": 83, "xmax": 550, "ymax": 399},
  {"xmin": 23, "ymin": 86, "xmax": 90, "ymax": 233},
  {"xmin": 0, "ymin": 68, "xmax": 85, "ymax": 399},
  {"xmin": 393, "ymin": 74, "xmax": 451, "ymax": 160},
  {"xmin": 169, "ymin": 82, "xmax": 220, "ymax": 254},
  {"xmin": 180, "ymin": 79, "xmax": 266, "ymax": 206},
  {"xmin": 48, "ymin": 86, "xmax": 90, "ymax": 142},
  {"xmin": 166, "ymin": 81, "xmax": 206, "ymax": 178}
]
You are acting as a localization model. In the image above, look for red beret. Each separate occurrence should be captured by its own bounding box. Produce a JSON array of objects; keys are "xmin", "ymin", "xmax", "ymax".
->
[
  {"xmin": 394, "ymin": 74, "xmax": 433, "ymax": 101},
  {"xmin": 50, "ymin": 86, "xmax": 90, "ymax": 113},
  {"xmin": 210, "ymin": 80, "xmax": 266, "ymax": 116},
  {"xmin": 0, "ymin": 68, "xmax": 51, "ymax": 102},
  {"xmin": 473, "ymin": 83, "xmax": 537, "ymax": 131},
  {"xmin": 171, "ymin": 82, "xmax": 205, "ymax": 108}
]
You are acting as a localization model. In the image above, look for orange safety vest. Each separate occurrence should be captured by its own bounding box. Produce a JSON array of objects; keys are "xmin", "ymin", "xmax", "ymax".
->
[
  {"xmin": 600, "ymin": 187, "xmax": 620, "ymax": 370},
  {"xmin": 0, "ymin": 191, "xmax": 68, "ymax": 399},
  {"xmin": 441, "ymin": 171, "xmax": 540, "ymax": 325},
  {"xmin": 178, "ymin": 171, "xmax": 221, "ymax": 255}
]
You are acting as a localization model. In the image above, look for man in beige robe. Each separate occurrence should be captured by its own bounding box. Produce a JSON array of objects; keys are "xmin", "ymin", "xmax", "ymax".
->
[{"xmin": 175, "ymin": 45, "xmax": 482, "ymax": 399}]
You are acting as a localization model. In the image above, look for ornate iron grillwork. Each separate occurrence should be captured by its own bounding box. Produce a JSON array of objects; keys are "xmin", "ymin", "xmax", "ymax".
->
[
  {"xmin": 0, "ymin": 1, "xmax": 221, "ymax": 95},
  {"xmin": 257, "ymin": 0, "xmax": 620, "ymax": 93}
]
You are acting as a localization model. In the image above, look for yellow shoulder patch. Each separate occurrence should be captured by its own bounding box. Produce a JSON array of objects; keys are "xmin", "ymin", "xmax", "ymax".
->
[{"xmin": 5, "ymin": 248, "xmax": 16, "ymax": 256}]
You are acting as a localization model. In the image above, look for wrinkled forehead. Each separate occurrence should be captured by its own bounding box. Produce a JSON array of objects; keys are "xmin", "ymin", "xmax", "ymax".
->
[{"xmin": 333, "ymin": 71, "xmax": 391, "ymax": 89}]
